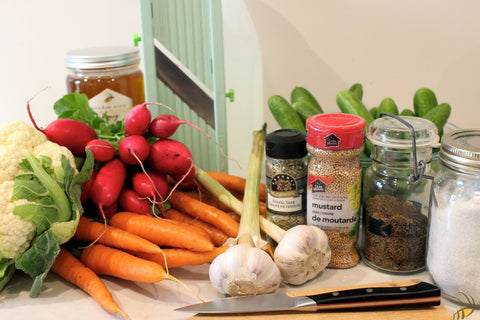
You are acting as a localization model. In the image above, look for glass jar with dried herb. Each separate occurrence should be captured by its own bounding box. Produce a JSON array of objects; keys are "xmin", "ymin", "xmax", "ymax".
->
[
  {"xmin": 361, "ymin": 114, "xmax": 439, "ymax": 274},
  {"xmin": 265, "ymin": 129, "xmax": 308, "ymax": 241},
  {"xmin": 305, "ymin": 113, "xmax": 366, "ymax": 269}
]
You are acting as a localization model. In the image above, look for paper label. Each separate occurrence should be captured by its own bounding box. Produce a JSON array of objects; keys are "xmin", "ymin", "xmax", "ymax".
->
[
  {"xmin": 306, "ymin": 174, "xmax": 361, "ymax": 230},
  {"xmin": 89, "ymin": 88, "xmax": 132, "ymax": 122}
]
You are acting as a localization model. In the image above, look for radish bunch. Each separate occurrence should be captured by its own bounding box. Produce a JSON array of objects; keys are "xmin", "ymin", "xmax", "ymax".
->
[{"xmin": 30, "ymin": 101, "xmax": 202, "ymax": 219}]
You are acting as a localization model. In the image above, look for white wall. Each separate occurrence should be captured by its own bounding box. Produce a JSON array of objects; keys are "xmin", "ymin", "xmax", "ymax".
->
[
  {"xmin": 0, "ymin": 0, "xmax": 141, "ymax": 128},
  {"xmin": 1, "ymin": 0, "xmax": 478, "ymax": 176},
  {"xmin": 242, "ymin": 0, "xmax": 480, "ymax": 130}
]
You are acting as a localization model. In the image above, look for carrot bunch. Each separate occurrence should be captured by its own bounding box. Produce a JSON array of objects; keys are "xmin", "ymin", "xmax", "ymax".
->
[{"xmin": 52, "ymin": 172, "xmax": 252, "ymax": 318}]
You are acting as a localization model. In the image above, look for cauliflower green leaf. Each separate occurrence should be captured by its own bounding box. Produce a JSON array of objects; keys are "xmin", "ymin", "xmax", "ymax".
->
[{"xmin": 1, "ymin": 148, "xmax": 93, "ymax": 296}]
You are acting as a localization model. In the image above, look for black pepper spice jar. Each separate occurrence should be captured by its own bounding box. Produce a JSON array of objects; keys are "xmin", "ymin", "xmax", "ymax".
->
[
  {"xmin": 361, "ymin": 114, "xmax": 439, "ymax": 274},
  {"xmin": 265, "ymin": 129, "xmax": 308, "ymax": 242}
]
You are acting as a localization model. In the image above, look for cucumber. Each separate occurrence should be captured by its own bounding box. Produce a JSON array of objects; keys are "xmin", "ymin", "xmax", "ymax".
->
[
  {"xmin": 414, "ymin": 88, "xmax": 438, "ymax": 117},
  {"xmin": 292, "ymin": 100, "xmax": 321, "ymax": 122},
  {"xmin": 291, "ymin": 86, "xmax": 323, "ymax": 113},
  {"xmin": 378, "ymin": 97, "xmax": 399, "ymax": 116},
  {"xmin": 423, "ymin": 103, "xmax": 451, "ymax": 136},
  {"xmin": 336, "ymin": 90, "xmax": 374, "ymax": 129},
  {"xmin": 400, "ymin": 108, "xmax": 415, "ymax": 116},
  {"xmin": 349, "ymin": 83, "xmax": 364, "ymax": 100},
  {"xmin": 369, "ymin": 106, "xmax": 379, "ymax": 119},
  {"xmin": 268, "ymin": 95, "xmax": 306, "ymax": 132}
]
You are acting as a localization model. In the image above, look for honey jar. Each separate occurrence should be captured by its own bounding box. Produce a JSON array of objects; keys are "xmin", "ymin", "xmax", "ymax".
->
[{"xmin": 65, "ymin": 46, "xmax": 145, "ymax": 122}]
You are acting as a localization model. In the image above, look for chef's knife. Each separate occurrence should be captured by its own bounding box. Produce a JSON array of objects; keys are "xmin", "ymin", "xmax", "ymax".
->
[{"xmin": 175, "ymin": 280, "xmax": 441, "ymax": 314}]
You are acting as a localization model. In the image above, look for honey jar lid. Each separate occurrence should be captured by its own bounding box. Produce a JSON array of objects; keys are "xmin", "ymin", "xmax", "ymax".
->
[{"xmin": 65, "ymin": 46, "xmax": 140, "ymax": 69}]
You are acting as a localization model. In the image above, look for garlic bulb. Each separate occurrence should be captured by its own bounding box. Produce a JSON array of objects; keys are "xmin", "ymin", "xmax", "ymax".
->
[
  {"xmin": 209, "ymin": 244, "xmax": 282, "ymax": 296},
  {"xmin": 274, "ymin": 225, "xmax": 331, "ymax": 285}
]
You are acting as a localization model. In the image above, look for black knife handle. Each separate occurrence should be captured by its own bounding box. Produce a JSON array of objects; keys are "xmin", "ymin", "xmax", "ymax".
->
[{"xmin": 308, "ymin": 281, "xmax": 441, "ymax": 311}]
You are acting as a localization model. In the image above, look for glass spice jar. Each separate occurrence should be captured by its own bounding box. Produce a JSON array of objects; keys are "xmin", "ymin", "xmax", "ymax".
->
[
  {"xmin": 427, "ymin": 129, "xmax": 480, "ymax": 305},
  {"xmin": 265, "ymin": 129, "xmax": 308, "ymax": 242},
  {"xmin": 361, "ymin": 115, "xmax": 439, "ymax": 274},
  {"xmin": 305, "ymin": 113, "xmax": 366, "ymax": 269},
  {"xmin": 65, "ymin": 46, "xmax": 145, "ymax": 122}
]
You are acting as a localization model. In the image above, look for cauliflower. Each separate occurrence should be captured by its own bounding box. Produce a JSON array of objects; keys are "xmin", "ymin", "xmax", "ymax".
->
[{"xmin": 0, "ymin": 121, "xmax": 93, "ymax": 296}]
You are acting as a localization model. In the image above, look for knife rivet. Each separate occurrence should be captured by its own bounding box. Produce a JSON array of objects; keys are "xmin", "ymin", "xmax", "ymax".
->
[
  {"xmin": 400, "ymin": 287, "xmax": 407, "ymax": 291},
  {"xmin": 366, "ymin": 288, "xmax": 373, "ymax": 293},
  {"xmin": 331, "ymin": 291, "xmax": 339, "ymax": 296}
]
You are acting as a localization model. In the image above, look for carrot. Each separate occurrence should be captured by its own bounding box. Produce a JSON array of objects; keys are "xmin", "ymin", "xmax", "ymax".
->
[
  {"xmin": 109, "ymin": 211, "xmax": 214, "ymax": 252},
  {"xmin": 136, "ymin": 246, "xmax": 229, "ymax": 269},
  {"xmin": 74, "ymin": 216, "xmax": 162, "ymax": 254},
  {"xmin": 51, "ymin": 247, "xmax": 129, "ymax": 319},
  {"xmin": 181, "ymin": 189, "xmax": 234, "ymax": 213},
  {"xmin": 80, "ymin": 244, "xmax": 169, "ymax": 283},
  {"xmin": 206, "ymin": 171, "xmax": 267, "ymax": 201},
  {"xmin": 166, "ymin": 218, "xmax": 212, "ymax": 244},
  {"xmin": 80, "ymin": 244, "xmax": 204, "ymax": 302},
  {"xmin": 168, "ymin": 189, "xmax": 240, "ymax": 238},
  {"xmin": 163, "ymin": 208, "xmax": 229, "ymax": 246}
]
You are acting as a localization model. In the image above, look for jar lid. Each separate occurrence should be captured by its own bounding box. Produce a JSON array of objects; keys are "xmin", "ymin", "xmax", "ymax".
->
[
  {"xmin": 265, "ymin": 129, "xmax": 307, "ymax": 159},
  {"xmin": 65, "ymin": 46, "xmax": 140, "ymax": 69},
  {"xmin": 439, "ymin": 129, "xmax": 480, "ymax": 172},
  {"xmin": 366, "ymin": 116, "xmax": 439, "ymax": 148},
  {"xmin": 305, "ymin": 113, "xmax": 365, "ymax": 149}
]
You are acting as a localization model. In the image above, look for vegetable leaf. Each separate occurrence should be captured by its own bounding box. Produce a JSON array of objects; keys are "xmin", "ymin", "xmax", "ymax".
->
[
  {"xmin": 0, "ymin": 259, "xmax": 16, "ymax": 292},
  {"xmin": 15, "ymin": 230, "xmax": 60, "ymax": 297},
  {"xmin": 10, "ymin": 150, "xmax": 94, "ymax": 296},
  {"xmin": 53, "ymin": 92, "xmax": 125, "ymax": 146}
]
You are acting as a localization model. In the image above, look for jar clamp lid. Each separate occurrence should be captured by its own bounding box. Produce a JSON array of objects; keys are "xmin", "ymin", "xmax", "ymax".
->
[
  {"xmin": 439, "ymin": 129, "xmax": 480, "ymax": 173},
  {"xmin": 265, "ymin": 129, "xmax": 307, "ymax": 159},
  {"xmin": 306, "ymin": 113, "xmax": 365, "ymax": 149},
  {"xmin": 366, "ymin": 115, "xmax": 439, "ymax": 148},
  {"xmin": 65, "ymin": 46, "xmax": 141, "ymax": 69}
]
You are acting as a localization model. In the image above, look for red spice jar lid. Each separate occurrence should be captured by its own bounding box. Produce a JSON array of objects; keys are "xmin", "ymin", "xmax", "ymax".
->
[{"xmin": 306, "ymin": 113, "xmax": 366, "ymax": 149}]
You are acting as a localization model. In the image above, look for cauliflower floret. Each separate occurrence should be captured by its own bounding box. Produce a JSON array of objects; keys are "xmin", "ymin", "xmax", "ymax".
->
[
  {"xmin": 0, "ymin": 121, "xmax": 47, "ymax": 151},
  {"xmin": 0, "ymin": 181, "xmax": 36, "ymax": 259},
  {"xmin": 33, "ymin": 140, "xmax": 77, "ymax": 171},
  {"xmin": 0, "ymin": 121, "xmax": 76, "ymax": 260}
]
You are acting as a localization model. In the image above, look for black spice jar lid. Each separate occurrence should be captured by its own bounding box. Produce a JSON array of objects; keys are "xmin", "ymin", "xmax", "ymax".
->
[{"xmin": 265, "ymin": 129, "xmax": 307, "ymax": 159}]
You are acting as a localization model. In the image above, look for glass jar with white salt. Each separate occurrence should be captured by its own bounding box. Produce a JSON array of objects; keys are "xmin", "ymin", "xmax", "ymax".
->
[{"xmin": 427, "ymin": 129, "xmax": 480, "ymax": 305}]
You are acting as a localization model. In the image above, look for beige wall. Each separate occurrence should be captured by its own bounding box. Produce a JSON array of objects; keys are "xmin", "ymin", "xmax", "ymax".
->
[
  {"xmin": 1, "ymin": 0, "xmax": 477, "ymax": 176},
  {"xmin": 239, "ymin": 0, "xmax": 479, "ymax": 130}
]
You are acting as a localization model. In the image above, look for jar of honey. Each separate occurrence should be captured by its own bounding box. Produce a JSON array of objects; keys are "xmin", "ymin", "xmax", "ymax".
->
[{"xmin": 65, "ymin": 46, "xmax": 145, "ymax": 122}]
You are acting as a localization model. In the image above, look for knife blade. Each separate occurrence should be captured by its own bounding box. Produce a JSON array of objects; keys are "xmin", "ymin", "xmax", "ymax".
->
[{"xmin": 175, "ymin": 280, "xmax": 441, "ymax": 314}]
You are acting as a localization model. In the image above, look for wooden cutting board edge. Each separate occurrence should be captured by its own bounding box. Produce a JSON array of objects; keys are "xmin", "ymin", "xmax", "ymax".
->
[{"xmin": 190, "ymin": 279, "xmax": 452, "ymax": 320}]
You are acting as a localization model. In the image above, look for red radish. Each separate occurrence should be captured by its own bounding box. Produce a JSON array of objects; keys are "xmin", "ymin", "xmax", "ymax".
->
[
  {"xmin": 119, "ymin": 188, "xmax": 151, "ymax": 216},
  {"xmin": 125, "ymin": 102, "xmax": 174, "ymax": 136},
  {"xmin": 85, "ymin": 139, "xmax": 115, "ymax": 162},
  {"xmin": 124, "ymin": 103, "xmax": 152, "ymax": 136},
  {"xmin": 90, "ymin": 158, "xmax": 127, "ymax": 217},
  {"xmin": 80, "ymin": 169, "xmax": 98, "ymax": 203},
  {"xmin": 118, "ymin": 135, "xmax": 150, "ymax": 165},
  {"xmin": 26, "ymin": 91, "xmax": 98, "ymax": 156},
  {"xmin": 150, "ymin": 114, "xmax": 211, "ymax": 139},
  {"xmin": 98, "ymin": 201, "xmax": 119, "ymax": 219},
  {"xmin": 149, "ymin": 139, "xmax": 195, "ymax": 181},
  {"xmin": 131, "ymin": 171, "xmax": 169, "ymax": 202}
]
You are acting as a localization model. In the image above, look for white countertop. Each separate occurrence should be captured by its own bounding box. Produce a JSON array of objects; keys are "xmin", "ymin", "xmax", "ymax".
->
[{"xmin": 0, "ymin": 261, "xmax": 470, "ymax": 320}]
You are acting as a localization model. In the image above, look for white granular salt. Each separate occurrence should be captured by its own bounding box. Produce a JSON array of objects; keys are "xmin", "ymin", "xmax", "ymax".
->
[{"xmin": 427, "ymin": 192, "xmax": 480, "ymax": 303}]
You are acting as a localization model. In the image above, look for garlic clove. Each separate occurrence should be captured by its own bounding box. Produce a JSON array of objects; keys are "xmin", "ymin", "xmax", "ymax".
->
[
  {"xmin": 274, "ymin": 225, "xmax": 331, "ymax": 285},
  {"xmin": 209, "ymin": 244, "xmax": 282, "ymax": 296}
]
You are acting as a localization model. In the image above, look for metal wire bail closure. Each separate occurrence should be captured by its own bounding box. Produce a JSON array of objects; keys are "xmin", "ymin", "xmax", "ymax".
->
[{"xmin": 379, "ymin": 112, "xmax": 425, "ymax": 184}]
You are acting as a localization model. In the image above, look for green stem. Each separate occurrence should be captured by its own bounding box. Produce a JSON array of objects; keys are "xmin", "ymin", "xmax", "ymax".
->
[
  {"xmin": 237, "ymin": 124, "xmax": 266, "ymax": 245},
  {"xmin": 25, "ymin": 152, "xmax": 71, "ymax": 222}
]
